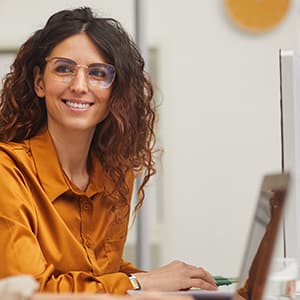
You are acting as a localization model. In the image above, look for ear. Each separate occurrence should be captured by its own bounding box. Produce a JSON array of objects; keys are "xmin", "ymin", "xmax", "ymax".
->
[{"xmin": 33, "ymin": 66, "xmax": 45, "ymax": 98}]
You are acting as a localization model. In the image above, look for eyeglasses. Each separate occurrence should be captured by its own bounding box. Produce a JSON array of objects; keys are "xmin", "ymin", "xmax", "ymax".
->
[{"xmin": 45, "ymin": 57, "xmax": 116, "ymax": 89}]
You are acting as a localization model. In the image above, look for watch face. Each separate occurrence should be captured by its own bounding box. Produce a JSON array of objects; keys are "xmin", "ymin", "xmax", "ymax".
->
[
  {"xmin": 128, "ymin": 274, "xmax": 141, "ymax": 290},
  {"xmin": 225, "ymin": 0, "xmax": 290, "ymax": 33}
]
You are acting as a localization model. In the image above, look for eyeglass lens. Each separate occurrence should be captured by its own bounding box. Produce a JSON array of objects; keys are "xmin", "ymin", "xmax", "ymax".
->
[{"xmin": 48, "ymin": 57, "xmax": 115, "ymax": 88}]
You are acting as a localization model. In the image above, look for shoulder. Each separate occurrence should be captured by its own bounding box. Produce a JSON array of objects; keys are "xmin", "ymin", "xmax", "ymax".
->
[
  {"xmin": 0, "ymin": 139, "xmax": 37, "ymax": 186},
  {"xmin": 0, "ymin": 140, "xmax": 31, "ymax": 163},
  {"xmin": 0, "ymin": 140, "xmax": 37, "ymax": 217}
]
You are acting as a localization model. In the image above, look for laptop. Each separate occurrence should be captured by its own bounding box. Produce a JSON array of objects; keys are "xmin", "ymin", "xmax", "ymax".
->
[{"xmin": 129, "ymin": 172, "xmax": 290, "ymax": 300}]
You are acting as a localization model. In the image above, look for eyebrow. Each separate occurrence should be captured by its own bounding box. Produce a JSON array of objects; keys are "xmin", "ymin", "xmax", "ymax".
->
[{"xmin": 51, "ymin": 57, "xmax": 76, "ymax": 64}]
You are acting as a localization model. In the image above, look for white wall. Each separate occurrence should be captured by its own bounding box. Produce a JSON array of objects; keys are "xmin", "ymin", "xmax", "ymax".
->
[
  {"xmin": 147, "ymin": 1, "xmax": 299, "ymax": 277},
  {"xmin": 0, "ymin": 0, "xmax": 299, "ymax": 278},
  {"xmin": 0, "ymin": 0, "xmax": 135, "ymax": 49}
]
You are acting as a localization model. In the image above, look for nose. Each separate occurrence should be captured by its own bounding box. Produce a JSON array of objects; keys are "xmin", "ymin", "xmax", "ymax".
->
[{"xmin": 69, "ymin": 68, "xmax": 89, "ymax": 94}]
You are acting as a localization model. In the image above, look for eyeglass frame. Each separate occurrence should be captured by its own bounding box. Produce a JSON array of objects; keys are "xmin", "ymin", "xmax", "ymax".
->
[{"xmin": 44, "ymin": 56, "xmax": 116, "ymax": 89}]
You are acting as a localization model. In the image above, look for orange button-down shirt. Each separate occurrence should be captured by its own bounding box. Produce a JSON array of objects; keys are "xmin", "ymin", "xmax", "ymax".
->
[{"xmin": 0, "ymin": 128, "xmax": 141, "ymax": 293}]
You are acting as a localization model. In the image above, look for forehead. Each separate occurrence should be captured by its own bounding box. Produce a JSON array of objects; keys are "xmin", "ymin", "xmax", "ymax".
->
[{"xmin": 49, "ymin": 33, "xmax": 107, "ymax": 64}]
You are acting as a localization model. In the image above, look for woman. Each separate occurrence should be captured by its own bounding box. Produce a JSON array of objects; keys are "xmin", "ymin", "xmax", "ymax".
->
[{"xmin": 0, "ymin": 7, "xmax": 217, "ymax": 294}]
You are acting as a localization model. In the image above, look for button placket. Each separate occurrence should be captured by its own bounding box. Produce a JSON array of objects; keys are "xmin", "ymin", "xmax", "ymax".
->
[
  {"xmin": 80, "ymin": 197, "xmax": 92, "ymax": 234},
  {"xmin": 79, "ymin": 196, "xmax": 95, "ymax": 262}
]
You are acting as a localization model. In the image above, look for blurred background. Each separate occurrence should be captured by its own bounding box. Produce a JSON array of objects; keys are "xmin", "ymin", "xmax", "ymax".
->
[{"xmin": 0, "ymin": 0, "xmax": 298, "ymax": 278}]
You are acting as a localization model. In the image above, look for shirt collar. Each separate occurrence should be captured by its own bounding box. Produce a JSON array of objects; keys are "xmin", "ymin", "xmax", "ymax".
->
[{"xmin": 29, "ymin": 128, "xmax": 107, "ymax": 201}]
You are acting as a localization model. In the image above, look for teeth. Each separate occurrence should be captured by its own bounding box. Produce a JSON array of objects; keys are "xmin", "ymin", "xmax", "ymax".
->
[{"xmin": 65, "ymin": 101, "xmax": 90, "ymax": 109}]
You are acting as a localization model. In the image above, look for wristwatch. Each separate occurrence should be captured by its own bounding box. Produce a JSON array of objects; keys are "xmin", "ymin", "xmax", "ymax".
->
[{"xmin": 128, "ymin": 274, "xmax": 141, "ymax": 290}]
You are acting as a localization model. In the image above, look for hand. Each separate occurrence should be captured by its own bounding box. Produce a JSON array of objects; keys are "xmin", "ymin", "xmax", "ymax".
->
[{"xmin": 134, "ymin": 260, "xmax": 217, "ymax": 291}]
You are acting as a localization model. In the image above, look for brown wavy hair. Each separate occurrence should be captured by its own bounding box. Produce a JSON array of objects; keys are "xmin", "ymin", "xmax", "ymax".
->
[{"xmin": 0, "ymin": 7, "xmax": 157, "ymax": 211}]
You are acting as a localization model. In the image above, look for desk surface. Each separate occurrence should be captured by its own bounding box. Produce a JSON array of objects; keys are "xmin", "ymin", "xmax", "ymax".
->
[{"xmin": 31, "ymin": 293, "xmax": 194, "ymax": 300}]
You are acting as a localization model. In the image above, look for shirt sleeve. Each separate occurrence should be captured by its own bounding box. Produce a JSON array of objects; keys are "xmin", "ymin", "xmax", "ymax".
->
[
  {"xmin": 0, "ymin": 215, "xmax": 133, "ymax": 293},
  {"xmin": 36, "ymin": 266, "xmax": 133, "ymax": 293},
  {"xmin": 0, "ymin": 151, "xmax": 135, "ymax": 294}
]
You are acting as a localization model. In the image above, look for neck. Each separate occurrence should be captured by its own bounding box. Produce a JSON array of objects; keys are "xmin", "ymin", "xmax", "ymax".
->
[{"xmin": 48, "ymin": 125, "xmax": 95, "ymax": 191}]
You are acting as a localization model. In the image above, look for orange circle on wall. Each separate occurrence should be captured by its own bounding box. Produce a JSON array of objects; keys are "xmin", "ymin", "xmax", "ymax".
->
[{"xmin": 225, "ymin": 0, "xmax": 290, "ymax": 33}]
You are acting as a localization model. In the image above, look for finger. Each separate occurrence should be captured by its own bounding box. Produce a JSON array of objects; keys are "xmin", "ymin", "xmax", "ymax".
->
[
  {"xmin": 182, "ymin": 264, "xmax": 215, "ymax": 282},
  {"xmin": 189, "ymin": 278, "xmax": 218, "ymax": 291},
  {"xmin": 190, "ymin": 268, "xmax": 217, "ymax": 287}
]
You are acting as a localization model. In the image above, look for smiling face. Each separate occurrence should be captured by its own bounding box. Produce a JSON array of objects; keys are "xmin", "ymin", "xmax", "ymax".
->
[{"xmin": 34, "ymin": 33, "xmax": 112, "ymax": 137}]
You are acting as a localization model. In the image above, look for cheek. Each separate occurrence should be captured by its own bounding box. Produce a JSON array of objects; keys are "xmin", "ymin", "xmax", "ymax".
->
[
  {"xmin": 43, "ymin": 87, "xmax": 65, "ymax": 114},
  {"xmin": 42, "ymin": 79, "xmax": 65, "ymax": 101},
  {"xmin": 48, "ymin": 82, "xmax": 65, "ymax": 94}
]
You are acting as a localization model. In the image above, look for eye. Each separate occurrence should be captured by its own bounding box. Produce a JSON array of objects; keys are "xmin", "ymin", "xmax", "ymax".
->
[
  {"xmin": 88, "ymin": 66, "xmax": 108, "ymax": 79},
  {"xmin": 53, "ymin": 62, "xmax": 75, "ymax": 74}
]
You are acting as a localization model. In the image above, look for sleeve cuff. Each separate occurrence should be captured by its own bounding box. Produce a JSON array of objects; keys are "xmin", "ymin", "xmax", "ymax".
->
[{"xmin": 96, "ymin": 272, "xmax": 132, "ymax": 294}]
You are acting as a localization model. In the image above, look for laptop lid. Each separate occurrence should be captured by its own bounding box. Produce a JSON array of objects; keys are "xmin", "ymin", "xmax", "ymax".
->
[{"xmin": 234, "ymin": 172, "xmax": 290, "ymax": 300}]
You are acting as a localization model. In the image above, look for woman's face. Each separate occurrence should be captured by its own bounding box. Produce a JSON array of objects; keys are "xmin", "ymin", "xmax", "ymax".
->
[{"xmin": 34, "ymin": 33, "xmax": 113, "ymax": 136}]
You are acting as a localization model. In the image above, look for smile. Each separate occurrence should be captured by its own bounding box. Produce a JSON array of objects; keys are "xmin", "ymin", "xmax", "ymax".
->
[{"xmin": 64, "ymin": 100, "xmax": 92, "ymax": 109}]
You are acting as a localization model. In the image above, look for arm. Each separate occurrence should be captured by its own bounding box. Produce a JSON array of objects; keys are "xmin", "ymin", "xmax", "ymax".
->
[
  {"xmin": 0, "ymin": 151, "xmax": 132, "ymax": 294},
  {"xmin": 0, "ymin": 193, "xmax": 132, "ymax": 294}
]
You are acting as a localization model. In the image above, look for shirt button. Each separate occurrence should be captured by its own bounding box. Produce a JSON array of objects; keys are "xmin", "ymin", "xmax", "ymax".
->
[{"xmin": 82, "ymin": 201, "xmax": 90, "ymax": 210}]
